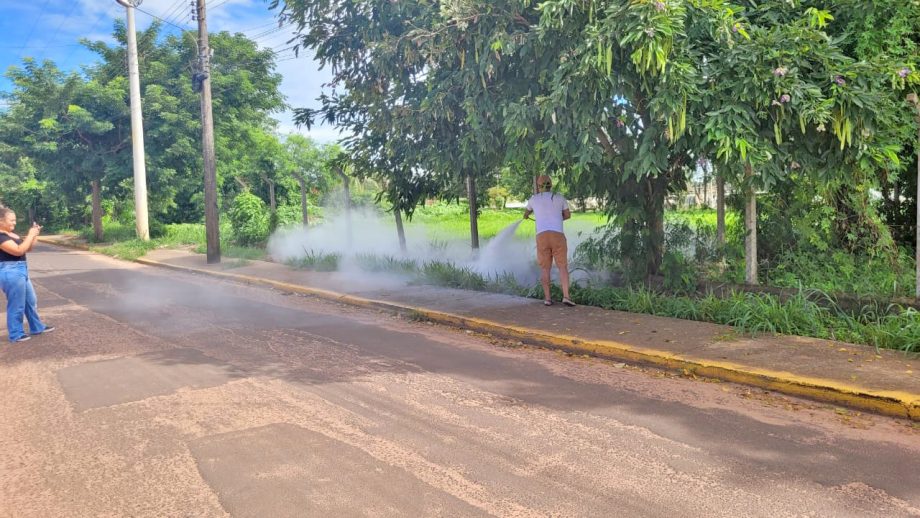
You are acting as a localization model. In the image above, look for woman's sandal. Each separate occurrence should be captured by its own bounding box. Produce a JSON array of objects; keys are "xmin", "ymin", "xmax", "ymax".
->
[{"xmin": 543, "ymin": 300, "xmax": 553, "ymax": 306}]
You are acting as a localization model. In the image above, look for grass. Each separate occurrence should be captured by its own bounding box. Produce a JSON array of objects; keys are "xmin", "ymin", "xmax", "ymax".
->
[
  {"xmin": 567, "ymin": 285, "xmax": 920, "ymax": 353},
  {"xmin": 285, "ymin": 249, "xmax": 341, "ymax": 271},
  {"xmin": 74, "ymin": 221, "xmax": 263, "ymax": 262},
  {"xmin": 411, "ymin": 203, "xmax": 606, "ymax": 240},
  {"xmin": 764, "ymin": 249, "xmax": 916, "ymax": 299},
  {"xmin": 285, "ymin": 247, "xmax": 920, "ymax": 353}
]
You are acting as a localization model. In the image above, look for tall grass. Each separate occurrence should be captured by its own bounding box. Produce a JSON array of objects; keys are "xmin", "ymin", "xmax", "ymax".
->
[
  {"xmin": 566, "ymin": 285, "xmax": 920, "ymax": 353},
  {"xmin": 77, "ymin": 221, "xmax": 262, "ymax": 261},
  {"xmin": 281, "ymin": 247, "xmax": 920, "ymax": 353}
]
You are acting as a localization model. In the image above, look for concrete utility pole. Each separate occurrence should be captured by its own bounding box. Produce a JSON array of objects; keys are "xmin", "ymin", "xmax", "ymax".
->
[
  {"xmin": 196, "ymin": 0, "xmax": 220, "ymax": 263},
  {"xmin": 116, "ymin": 0, "xmax": 150, "ymax": 241}
]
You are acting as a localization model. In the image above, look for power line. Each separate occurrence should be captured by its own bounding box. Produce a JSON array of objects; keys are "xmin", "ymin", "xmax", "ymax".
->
[
  {"xmin": 160, "ymin": 0, "xmax": 189, "ymax": 25},
  {"xmin": 59, "ymin": 5, "xmax": 121, "ymax": 71},
  {"xmin": 209, "ymin": 0, "xmax": 233, "ymax": 10},
  {"xmin": 35, "ymin": 0, "xmax": 82, "ymax": 62},
  {"xmin": 18, "ymin": 0, "xmax": 54, "ymax": 55},
  {"xmin": 238, "ymin": 20, "xmax": 280, "ymax": 33},
  {"xmin": 247, "ymin": 22, "xmax": 294, "ymax": 42},
  {"xmin": 134, "ymin": 5, "xmax": 193, "ymax": 32}
]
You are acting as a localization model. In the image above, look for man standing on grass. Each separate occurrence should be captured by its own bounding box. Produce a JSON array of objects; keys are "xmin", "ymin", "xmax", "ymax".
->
[{"xmin": 523, "ymin": 175, "xmax": 575, "ymax": 307}]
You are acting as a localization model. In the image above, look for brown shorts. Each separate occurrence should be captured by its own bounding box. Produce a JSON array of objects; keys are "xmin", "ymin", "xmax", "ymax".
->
[{"xmin": 536, "ymin": 231, "xmax": 567, "ymax": 270}]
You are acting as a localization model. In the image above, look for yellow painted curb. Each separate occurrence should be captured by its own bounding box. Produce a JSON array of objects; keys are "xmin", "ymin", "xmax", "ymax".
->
[{"xmin": 39, "ymin": 239, "xmax": 920, "ymax": 422}]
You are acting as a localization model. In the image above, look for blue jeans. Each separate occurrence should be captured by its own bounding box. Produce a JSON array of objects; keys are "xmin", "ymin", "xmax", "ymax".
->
[{"xmin": 0, "ymin": 261, "xmax": 47, "ymax": 341}]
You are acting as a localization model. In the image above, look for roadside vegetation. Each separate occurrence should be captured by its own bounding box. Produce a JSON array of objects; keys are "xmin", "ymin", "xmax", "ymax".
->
[{"xmin": 2, "ymin": 2, "xmax": 919, "ymax": 352}]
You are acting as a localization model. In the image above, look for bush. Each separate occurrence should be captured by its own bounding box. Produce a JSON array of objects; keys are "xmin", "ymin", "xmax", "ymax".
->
[{"xmin": 228, "ymin": 192, "xmax": 269, "ymax": 246}]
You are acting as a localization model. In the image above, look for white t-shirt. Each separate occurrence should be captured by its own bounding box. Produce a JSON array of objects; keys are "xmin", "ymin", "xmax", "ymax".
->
[{"xmin": 526, "ymin": 192, "xmax": 569, "ymax": 235}]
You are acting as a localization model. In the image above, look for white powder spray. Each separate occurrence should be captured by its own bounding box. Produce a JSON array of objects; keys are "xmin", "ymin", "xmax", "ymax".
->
[{"xmin": 267, "ymin": 209, "xmax": 596, "ymax": 287}]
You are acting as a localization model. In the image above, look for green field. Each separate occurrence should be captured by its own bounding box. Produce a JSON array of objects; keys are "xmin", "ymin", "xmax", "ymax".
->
[{"xmin": 408, "ymin": 203, "xmax": 608, "ymax": 241}]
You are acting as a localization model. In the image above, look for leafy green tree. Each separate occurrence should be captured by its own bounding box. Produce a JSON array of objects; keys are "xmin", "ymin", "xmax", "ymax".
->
[
  {"xmin": 2, "ymin": 59, "xmax": 132, "ymax": 240},
  {"xmin": 282, "ymin": 0, "xmax": 907, "ymax": 284},
  {"xmin": 83, "ymin": 21, "xmax": 286, "ymax": 225},
  {"xmin": 283, "ymin": 134, "xmax": 336, "ymax": 226}
]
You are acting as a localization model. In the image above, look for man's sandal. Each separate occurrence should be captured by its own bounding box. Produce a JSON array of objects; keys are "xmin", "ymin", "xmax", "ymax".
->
[{"xmin": 562, "ymin": 298, "xmax": 576, "ymax": 307}]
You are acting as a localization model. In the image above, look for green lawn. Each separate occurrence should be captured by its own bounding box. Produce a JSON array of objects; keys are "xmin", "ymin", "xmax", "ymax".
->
[
  {"xmin": 410, "ymin": 203, "xmax": 607, "ymax": 241},
  {"xmin": 70, "ymin": 221, "xmax": 264, "ymax": 262}
]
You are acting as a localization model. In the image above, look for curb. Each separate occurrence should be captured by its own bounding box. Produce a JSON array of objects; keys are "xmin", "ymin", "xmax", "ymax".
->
[{"xmin": 39, "ymin": 238, "xmax": 920, "ymax": 422}]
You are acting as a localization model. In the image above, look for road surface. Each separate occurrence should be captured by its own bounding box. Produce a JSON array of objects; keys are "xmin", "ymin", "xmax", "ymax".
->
[{"xmin": 1, "ymin": 245, "xmax": 919, "ymax": 517}]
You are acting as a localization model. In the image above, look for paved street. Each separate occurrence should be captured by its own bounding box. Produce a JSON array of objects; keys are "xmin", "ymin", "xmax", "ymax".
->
[{"xmin": 1, "ymin": 245, "xmax": 919, "ymax": 517}]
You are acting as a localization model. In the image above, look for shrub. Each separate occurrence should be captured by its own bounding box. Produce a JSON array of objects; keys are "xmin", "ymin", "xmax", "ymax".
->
[{"xmin": 228, "ymin": 191, "xmax": 269, "ymax": 246}]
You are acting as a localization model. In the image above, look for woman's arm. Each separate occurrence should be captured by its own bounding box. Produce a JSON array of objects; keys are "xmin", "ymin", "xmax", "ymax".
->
[
  {"xmin": 25, "ymin": 224, "xmax": 41, "ymax": 252},
  {"xmin": 0, "ymin": 227, "xmax": 39, "ymax": 257}
]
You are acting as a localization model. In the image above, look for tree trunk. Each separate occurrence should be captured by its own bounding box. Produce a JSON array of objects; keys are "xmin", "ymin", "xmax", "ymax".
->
[
  {"xmin": 297, "ymin": 176, "xmax": 309, "ymax": 227},
  {"xmin": 262, "ymin": 175, "xmax": 276, "ymax": 213},
  {"xmin": 466, "ymin": 174, "xmax": 480, "ymax": 250},
  {"xmin": 905, "ymin": 92, "xmax": 920, "ymax": 299},
  {"xmin": 915, "ymin": 103, "xmax": 920, "ymax": 299},
  {"xmin": 394, "ymin": 209, "xmax": 407, "ymax": 253},
  {"xmin": 28, "ymin": 207, "xmax": 35, "ymax": 226},
  {"xmin": 716, "ymin": 174, "xmax": 726, "ymax": 249},
  {"xmin": 91, "ymin": 180, "xmax": 103, "ymax": 242},
  {"xmin": 645, "ymin": 175, "xmax": 667, "ymax": 277},
  {"xmin": 702, "ymin": 167, "xmax": 709, "ymax": 208},
  {"xmin": 336, "ymin": 167, "xmax": 352, "ymax": 248},
  {"xmin": 744, "ymin": 164, "xmax": 758, "ymax": 285}
]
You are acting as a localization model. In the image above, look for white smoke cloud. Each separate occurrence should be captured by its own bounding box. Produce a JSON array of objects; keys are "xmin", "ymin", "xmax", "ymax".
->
[{"xmin": 267, "ymin": 206, "xmax": 599, "ymax": 290}]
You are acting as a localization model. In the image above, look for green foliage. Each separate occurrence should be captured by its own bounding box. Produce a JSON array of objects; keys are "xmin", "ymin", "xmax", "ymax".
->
[
  {"xmin": 660, "ymin": 251, "xmax": 697, "ymax": 294},
  {"xmin": 89, "ymin": 239, "xmax": 158, "ymax": 261},
  {"xmin": 354, "ymin": 254, "xmax": 417, "ymax": 275},
  {"xmin": 286, "ymin": 250, "xmax": 341, "ymax": 272},
  {"xmin": 228, "ymin": 191, "xmax": 269, "ymax": 246},
  {"xmin": 486, "ymin": 186, "xmax": 510, "ymax": 209},
  {"xmin": 557, "ymin": 285, "xmax": 919, "ymax": 353},
  {"xmin": 0, "ymin": 20, "xmax": 298, "ymax": 232},
  {"xmin": 766, "ymin": 249, "xmax": 916, "ymax": 299},
  {"xmin": 419, "ymin": 262, "xmax": 487, "ymax": 291},
  {"xmin": 79, "ymin": 220, "xmax": 136, "ymax": 243}
]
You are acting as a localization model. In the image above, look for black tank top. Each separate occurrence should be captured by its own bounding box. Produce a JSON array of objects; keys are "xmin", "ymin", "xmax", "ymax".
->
[{"xmin": 0, "ymin": 233, "xmax": 26, "ymax": 261}]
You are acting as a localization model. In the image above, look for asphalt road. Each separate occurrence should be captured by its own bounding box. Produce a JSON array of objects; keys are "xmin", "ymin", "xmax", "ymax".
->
[{"xmin": 1, "ymin": 245, "xmax": 919, "ymax": 517}]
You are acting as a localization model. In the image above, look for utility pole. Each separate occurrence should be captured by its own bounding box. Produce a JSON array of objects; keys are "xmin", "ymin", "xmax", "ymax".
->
[
  {"xmin": 196, "ymin": 0, "xmax": 220, "ymax": 263},
  {"xmin": 116, "ymin": 0, "xmax": 150, "ymax": 241}
]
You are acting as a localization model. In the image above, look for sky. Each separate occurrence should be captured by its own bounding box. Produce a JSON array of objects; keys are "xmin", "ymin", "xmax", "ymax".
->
[{"xmin": 0, "ymin": 0, "xmax": 340, "ymax": 143}]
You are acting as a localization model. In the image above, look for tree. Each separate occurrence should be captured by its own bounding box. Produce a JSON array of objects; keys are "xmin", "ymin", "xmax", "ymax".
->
[
  {"xmin": 84, "ymin": 21, "xmax": 286, "ymax": 225},
  {"xmin": 276, "ymin": 0, "xmax": 910, "ymax": 285},
  {"xmin": 283, "ymin": 134, "xmax": 329, "ymax": 226},
  {"xmin": 3, "ymin": 59, "xmax": 132, "ymax": 241},
  {"xmin": 276, "ymin": 0, "xmax": 522, "ymax": 251}
]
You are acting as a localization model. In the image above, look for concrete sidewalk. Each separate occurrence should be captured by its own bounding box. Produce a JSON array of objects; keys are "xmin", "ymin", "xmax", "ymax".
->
[{"xmin": 40, "ymin": 237, "xmax": 920, "ymax": 420}]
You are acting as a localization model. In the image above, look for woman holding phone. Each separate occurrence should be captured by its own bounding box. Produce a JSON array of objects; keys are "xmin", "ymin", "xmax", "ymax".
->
[{"xmin": 0, "ymin": 207, "xmax": 54, "ymax": 342}]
